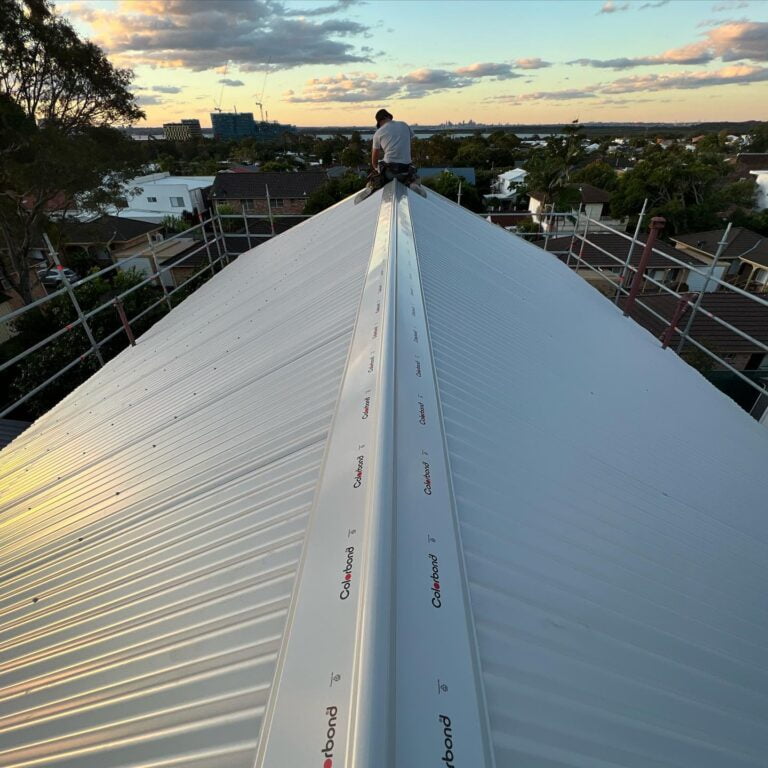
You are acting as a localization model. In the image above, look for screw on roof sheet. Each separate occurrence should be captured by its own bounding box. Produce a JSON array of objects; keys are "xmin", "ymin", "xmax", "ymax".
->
[{"xmin": 32, "ymin": 597, "xmax": 38, "ymax": 603}]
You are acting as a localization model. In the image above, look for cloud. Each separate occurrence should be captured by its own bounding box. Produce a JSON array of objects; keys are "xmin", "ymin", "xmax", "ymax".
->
[
  {"xmin": 712, "ymin": 1, "xmax": 749, "ymax": 10},
  {"xmin": 454, "ymin": 62, "xmax": 522, "ymax": 80},
  {"xmin": 285, "ymin": 0, "xmax": 358, "ymax": 16},
  {"xmin": 62, "ymin": 0, "xmax": 372, "ymax": 71},
  {"xmin": 285, "ymin": 61, "xmax": 531, "ymax": 103},
  {"xmin": 598, "ymin": 1, "xmax": 630, "ymax": 13},
  {"xmin": 135, "ymin": 94, "xmax": 164, "ymax": 105},
  {"xmin": 601, "ymin": 63, "xmax": 768, "ymax": 92},
  {"xmin": 487, "ymin": 60, "xmax": 768, "ymax": 104},
  {"xmin": 284, "ymin": 72, "xmax": 401, "ymax": 103},
  {"xmin": 484, "ymin": 88, "xmax": 597, "ymax": 104},
  {"xmin": 638, "ymin": 0, "xmax": 669, "ymax": 8},
  {"xmin": 219, "ymin": 78, "xmax": 245, "ymax": 86},
  {"xmin": 151, "ymin": 85, "xmax": 183, "ymax": 93},
  {"xmin": 519, "ymin": 88, "xmax": 598, "ymax": 101},
  {"xmin": 514, "ymin": 58, "xmax": 551, "ymax": 69},
  {"xmin": 569, "ymin": 20, "xmax": 768, "ymax": 68}
]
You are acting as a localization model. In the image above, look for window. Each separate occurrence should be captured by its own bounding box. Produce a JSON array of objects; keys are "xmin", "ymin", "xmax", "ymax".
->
[
  {"xmin": 146, "ymin": 196, "xmax": 157, "ymax": 203},
  {"xmin": 170, "ymin": 197, "xmax": 184, "ymax": 207},
  {"xmin": 271, "ymin": 198, "xmax": 284, "ymax": 208}
]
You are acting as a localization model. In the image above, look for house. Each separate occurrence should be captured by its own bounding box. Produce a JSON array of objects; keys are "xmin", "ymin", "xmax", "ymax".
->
[
  {"xmin": 749, "ymin": 169, "xmax": 768, "ymax": 210},
  {"xmin": 59, "ymin": 215, "xmax": 163, "ymax": 266},
  {"xmin": 5, "ymin": 182, "xmax": 768, "ymax": 768},
  {"xmin": 528, "ymin": 183, "xmax": 622, "ymax": 233},
  {"xmin": 545, "ymin": 232, "xmax": 706, "ymax": 296},
  {"xmin": 731, "ymin": 152, "xmax": 768, "ymax": 180},
  {"xmin": 210, "ymin": 171, "xmax": 328, "ymax": 215},
  {"xmin": 113, "ymin": 172, "xmax": 214, "ymax": 223},
  {"xmin": 623, "ymin": 291, "xmax": 768, "ymax": 372},
  {"xmin": 486, "ymin": 168, "xmax": 528, "ymax": 208},
  {"xmin": 671, "ymin": 227, "xmax": 768, "ymax": 291}
]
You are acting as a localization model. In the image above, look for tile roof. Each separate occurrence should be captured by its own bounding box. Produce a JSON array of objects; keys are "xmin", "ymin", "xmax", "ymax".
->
[
  {"xmin": 546, "ymin": 232, "xmax": 695, "ymax": 269},
  {"xmin": 734, "ymin": 153, "xmax": 768, "ymax": 176},
  {"xmin": 623, "ymin": 291, "xmax": 768, "ymax": 354},
  {"xmin": 211, "ymin": 171, "xmax": 328, "ymax": 200},
  {"xmin": 573, "ymin": 182, "xmax": 612, "ymax": 204},
  {"xmin": 671, "ymin": 227, "xmax": 768, "ymax": 266},
  {"xmin": 64, "ymin": 215, "xmax": 161, "ymax": 245}
]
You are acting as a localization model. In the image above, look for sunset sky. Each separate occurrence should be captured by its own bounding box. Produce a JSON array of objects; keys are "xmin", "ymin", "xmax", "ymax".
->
[{"xmin": 58, "ymin": 0, "xmax": 768, "ymax": 127}]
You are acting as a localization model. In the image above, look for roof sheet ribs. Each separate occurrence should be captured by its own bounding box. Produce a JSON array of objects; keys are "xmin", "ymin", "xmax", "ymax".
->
[{"xmin": 1, "ymin": 182, "xmax": 768, "ymax": 768}]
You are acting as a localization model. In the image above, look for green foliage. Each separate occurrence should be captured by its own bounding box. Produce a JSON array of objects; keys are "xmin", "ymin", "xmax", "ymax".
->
[
  {"xmin": 523, "ymin": 123, "xmax": 586, "ymax": 207},
  {"xmin": 303, "ymin": 172, "xmax": 366, "ymax": 215},
  {"xmin": 0, "ymin": 0, "xmax": 144, "ymax": 304},
  {"xmin": 610, "ymin": 144, "xmax": 747, "ymax": 234},
  {"xmin": 162, "ymin": 215, "xmax": 187, "ymax": 234},
  {"xmin": 422, "ymin": 172, "xmax": 483, "ymax": 212},
  {"xmin": 6, "ymin": 268, "xmax": 166, "ymax": 416},
  {"xmin": 729, "ymin": 207, "xmax": 768, "ymax": 237},
  {"xmin": 746, "ymin": 125, "xmax": 768, "ymax": 153},
  {"xmin": 259, "ymin": 159, "xmax": 295, "ymax": 172},
  {"xmin": 571, "ymin": 161, "xmax": 619, "ymax": 192},
  {"xmin": 214, "ymin": 203, "xmax": 241, "ymax": 233},
  {"xmin": 340, "ymin": 137, "xmax": 366, "ymax": 168}
]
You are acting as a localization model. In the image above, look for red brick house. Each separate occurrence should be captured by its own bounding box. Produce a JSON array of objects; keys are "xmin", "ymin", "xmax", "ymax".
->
[{"xmin": 210, "ymin": 171, "xmax": 328, "ymax": 215}]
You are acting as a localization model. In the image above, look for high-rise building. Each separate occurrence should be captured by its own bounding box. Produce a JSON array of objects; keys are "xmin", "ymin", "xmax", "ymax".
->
[
  {"xmin": 210, "ymin": 111, "xmax": 294, "ymax": 141},
  {"xmin": 210, "ymin": 112, "xmax": 257, "ymax": 141},
  {"xmin": 163, "ymin": 119, "xmax": 202, "ymax": 141}
]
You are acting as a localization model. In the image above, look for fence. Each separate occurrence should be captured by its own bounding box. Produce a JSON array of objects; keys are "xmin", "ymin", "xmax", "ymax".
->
[
  {"xmin": 3, "ymin": 203, "xmax": 767, "ymax": 423},
  {"xmin": 0, "ymin": 213, "xmax": 233, "ymax": 419}
]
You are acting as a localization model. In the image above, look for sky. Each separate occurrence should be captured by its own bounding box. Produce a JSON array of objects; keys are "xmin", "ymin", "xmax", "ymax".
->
[{"xmin": 57, "ymin": 0, "xmax": 768, "ymax": 127}]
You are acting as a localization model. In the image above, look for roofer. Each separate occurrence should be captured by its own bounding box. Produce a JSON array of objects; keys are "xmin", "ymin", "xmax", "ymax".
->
[{"xmin": 368, "ymin": 108, "xmax": 421, "ymax": 191}]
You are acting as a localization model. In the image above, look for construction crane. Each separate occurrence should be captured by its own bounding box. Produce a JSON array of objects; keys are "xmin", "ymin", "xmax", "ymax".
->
[
  {"xmin": 254, "ymin": 102, "xmax": 265, "ymax": 123},
  {"xmin": 213, "ymin": 60, "xmax": 230, "ymax": 113}
]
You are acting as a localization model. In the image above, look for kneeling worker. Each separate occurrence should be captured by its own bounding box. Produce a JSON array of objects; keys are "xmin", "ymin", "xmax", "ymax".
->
[{"xmin": 369, "ymin": 108, "xmax": 421, "ymax": 190}]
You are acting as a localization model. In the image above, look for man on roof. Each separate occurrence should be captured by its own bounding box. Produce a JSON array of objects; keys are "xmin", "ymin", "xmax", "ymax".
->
[{"xmin": 367, "ymin": 108, "xmax": 422, "ymax": 192}]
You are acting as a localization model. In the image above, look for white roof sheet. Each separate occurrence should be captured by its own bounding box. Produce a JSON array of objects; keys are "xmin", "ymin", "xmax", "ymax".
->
[
  {"xmin": 0, "ymin": 196, "xmax": 379, "ymax": 767},
  {"xmin": 2, "ymin": 183, "xmax": 768, "ymax": 767}
]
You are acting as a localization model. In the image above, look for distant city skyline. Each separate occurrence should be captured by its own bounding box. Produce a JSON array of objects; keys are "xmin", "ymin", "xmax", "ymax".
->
[{"xmin": 59, "ymin": 0, "xmax": 768, "ymax": 127}]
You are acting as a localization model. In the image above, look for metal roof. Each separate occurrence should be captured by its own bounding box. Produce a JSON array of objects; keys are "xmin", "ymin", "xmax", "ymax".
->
[{"xmin": 2, "ymin": 182, "xmax": 768, "ymax": 767}]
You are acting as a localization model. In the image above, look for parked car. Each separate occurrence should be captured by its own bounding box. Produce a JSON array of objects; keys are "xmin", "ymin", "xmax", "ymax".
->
[{"xmin": 37, "ymin": 267, "xmax": 80, "ymax": 286}]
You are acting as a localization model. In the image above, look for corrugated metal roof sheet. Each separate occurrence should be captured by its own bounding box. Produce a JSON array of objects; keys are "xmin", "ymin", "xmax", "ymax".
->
[
  {"xmin": 409, "ymin": 189, "xmax": 768, "ymax": 768},
  {"xmin": 2, "ymin": 181, "xmax": 768, "ymax": 768},
  {"xmin": 0, "ymin": 194, "xmax": 380, "ymax": 767}
]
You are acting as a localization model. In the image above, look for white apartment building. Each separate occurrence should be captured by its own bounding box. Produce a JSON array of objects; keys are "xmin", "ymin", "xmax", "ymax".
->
[{"xmin": 114, "ymin": 172, "xmax": 215, "ymax": 223}]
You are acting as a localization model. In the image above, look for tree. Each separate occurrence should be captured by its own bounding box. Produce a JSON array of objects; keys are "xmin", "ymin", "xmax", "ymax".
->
[
  {"xmin": 422, "ymin": 172, "xmax": 483, "ymax": 212},
  {"xmin": 7, "ymin": 267, "xmax": 165, "ymax": 416},
  {"xmin": 523, "ymin": 122, "xmax": 585, "ymax": 208},
  {"xmin": 303, "ymin": 172, "xmax": 366, "ymax": 215},
  {"xmin": 610, "ymin": 144, "xmax": 750, "ymax": 234},
  {"xmin": 340, "ymin": 132, "xmax": 367, "ymax": 168},
  {"xmin": 746, "ymin": 124, "xmax": 768, "ymax": 153},
  {"xmin": 0, "ymin": 0, "xmax": 144, "ymax": 304},
  {"xmin": 571, "ymin": 161, "xmax": 618, "ymax": 192}
]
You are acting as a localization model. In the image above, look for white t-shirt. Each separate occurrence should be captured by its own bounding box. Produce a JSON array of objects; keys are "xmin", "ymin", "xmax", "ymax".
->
[{"xmin": 372, "ymin": 120, "xmax": 414, "ymax": 164}]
